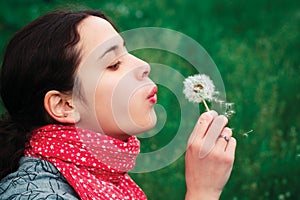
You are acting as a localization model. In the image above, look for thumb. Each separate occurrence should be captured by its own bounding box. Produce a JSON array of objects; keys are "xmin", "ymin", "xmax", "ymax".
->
[{"xmin": 199, "ymin": 115, "xmax": 228, "ymax": 158}]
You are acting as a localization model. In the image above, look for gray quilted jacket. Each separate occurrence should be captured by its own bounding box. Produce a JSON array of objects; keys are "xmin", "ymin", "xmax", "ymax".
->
[{"xmin": 0, "ymin": 157, "xmax": 79, "ymax": 199}]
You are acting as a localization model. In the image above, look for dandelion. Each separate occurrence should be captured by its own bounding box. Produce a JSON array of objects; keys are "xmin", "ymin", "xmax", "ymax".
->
[{"xmin": 183, "ymin": 74, "xmax": 216, "ymax": 111}]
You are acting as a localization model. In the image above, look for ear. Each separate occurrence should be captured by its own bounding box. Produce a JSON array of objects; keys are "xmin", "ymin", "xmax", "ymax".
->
[{"xmin": 44, "ymin": 90, "xmax": 80, "ymax": 124}]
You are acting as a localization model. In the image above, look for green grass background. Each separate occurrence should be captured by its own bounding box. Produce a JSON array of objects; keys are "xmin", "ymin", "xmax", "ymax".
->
[{"xmin": 0, "ymin": 0, "xmax": 299, "ymax": 199}]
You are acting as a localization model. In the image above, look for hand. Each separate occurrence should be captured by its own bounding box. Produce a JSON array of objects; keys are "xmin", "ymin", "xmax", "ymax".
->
[{"xmin": 185, "ymin": 110, "xmax": 237, "ymax": 200}]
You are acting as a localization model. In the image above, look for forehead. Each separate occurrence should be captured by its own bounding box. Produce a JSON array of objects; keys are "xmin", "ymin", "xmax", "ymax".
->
[{"xmin": 77, "ymin": 16, "xmax": 119, "ymax": 58}]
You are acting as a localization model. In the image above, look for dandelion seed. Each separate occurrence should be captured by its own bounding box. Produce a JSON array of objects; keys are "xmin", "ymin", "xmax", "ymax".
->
[
  {"xmin": 225, "ymin": 109, "xmax": 236, "ymax": 118},
  {"xmin": 243, "ymin": 129, "xmax": 254, "ymax": 137},
  {"xmin": 183, "ymin": 74, "xmax": 216, "ymax": 111},
  {"xmin": 225, "ymin": 102, "xmax": 235, "ymax": 118}
]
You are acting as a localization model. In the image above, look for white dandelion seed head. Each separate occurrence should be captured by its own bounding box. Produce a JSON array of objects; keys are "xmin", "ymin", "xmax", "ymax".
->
[{"xmin": 183, "ymin": 74, "xmax": 216, "ymax": 103}]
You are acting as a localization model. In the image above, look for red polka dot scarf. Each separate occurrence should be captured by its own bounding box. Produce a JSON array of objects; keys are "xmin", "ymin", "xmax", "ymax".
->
[{"xmin": 24, "ymin": 124, "xmax": 147, "ymax": 200}]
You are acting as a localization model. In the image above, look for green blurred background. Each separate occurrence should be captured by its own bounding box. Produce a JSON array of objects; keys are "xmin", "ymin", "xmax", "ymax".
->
[{"xmin": 0, "ymin": 0, "xmax": 299, "ymax": 199}]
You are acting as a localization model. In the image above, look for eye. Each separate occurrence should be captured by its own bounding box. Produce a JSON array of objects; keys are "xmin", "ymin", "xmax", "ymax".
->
[{"xmin": 107, "ymin": 61, "xmax": 121, "ymax": 71}]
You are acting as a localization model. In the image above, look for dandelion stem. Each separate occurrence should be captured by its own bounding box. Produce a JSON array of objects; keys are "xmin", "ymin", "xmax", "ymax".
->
[{"xmin": 202, "ymin": 99, "xmax": 210, "ymax": 111}]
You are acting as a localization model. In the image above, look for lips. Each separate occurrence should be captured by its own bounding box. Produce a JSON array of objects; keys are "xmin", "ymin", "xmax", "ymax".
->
[{"xmin": 147, "ymin": 86, "xmax": 158, "ymax": 104}]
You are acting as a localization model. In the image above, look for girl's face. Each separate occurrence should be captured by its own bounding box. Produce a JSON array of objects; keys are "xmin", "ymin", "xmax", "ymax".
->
[{"xmin": 74, "ymin": 16, "xmax": 157, "ymax": 140}]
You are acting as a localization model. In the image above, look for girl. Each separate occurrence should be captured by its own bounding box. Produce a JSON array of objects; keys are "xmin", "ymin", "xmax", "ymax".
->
[{"xmin": 0, "ymin": 10, "xmax": 236, "ymax": 199}]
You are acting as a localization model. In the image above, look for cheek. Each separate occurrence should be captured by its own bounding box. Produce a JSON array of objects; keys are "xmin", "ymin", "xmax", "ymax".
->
[
  {"xmin": 93, "ymin": 73, "xmax": 157, "ymax": 135},
  {"xmin": 94, "ymin": 78, "xmax": 119, "ymax": 133}
]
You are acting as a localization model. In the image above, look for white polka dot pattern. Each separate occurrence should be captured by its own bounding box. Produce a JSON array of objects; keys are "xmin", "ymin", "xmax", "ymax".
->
[{"xmin": 24, "ymin": 124, "xmax": 147, "ymax": 200}]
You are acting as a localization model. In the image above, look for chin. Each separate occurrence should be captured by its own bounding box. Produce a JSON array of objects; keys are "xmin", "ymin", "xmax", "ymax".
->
[
  {"xmin": 146, "ymin": 109, "xmax": 157, "ymax": 130},
  {"xmin": 130, "ymin": 110, "xmax": 157, "ymax": 136}
]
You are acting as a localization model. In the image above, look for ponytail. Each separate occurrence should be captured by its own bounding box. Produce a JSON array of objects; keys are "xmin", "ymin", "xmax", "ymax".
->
[{"xmin": 0, "ymin": 114, "xmax": 28, "ymax": 180}]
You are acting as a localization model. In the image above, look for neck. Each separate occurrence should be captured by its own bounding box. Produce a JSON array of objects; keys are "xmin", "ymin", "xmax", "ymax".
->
[
  {"xmin": 108, "ymin": 133, "xmax": 132, "ymax": 142},
  {"xmin": 74, "ymin": 123, "xmax": 132, "ymax": 141}
]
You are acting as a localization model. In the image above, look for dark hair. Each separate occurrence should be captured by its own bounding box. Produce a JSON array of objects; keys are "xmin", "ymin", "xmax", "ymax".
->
[{"xmin": 0, "ymin": 10, "xmax": 115, "ymax": 179}]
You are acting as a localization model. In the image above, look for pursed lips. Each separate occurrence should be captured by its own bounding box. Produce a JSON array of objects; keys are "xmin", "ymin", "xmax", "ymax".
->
[{"xmin": 147, "ymin": 85, "xmax": 158, "ymax": 104}]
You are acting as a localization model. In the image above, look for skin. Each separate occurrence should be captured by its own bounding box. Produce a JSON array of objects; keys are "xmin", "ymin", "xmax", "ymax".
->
[{"xmin": 44, "ymin": 16, "xmax": 237, "ymax": 199}]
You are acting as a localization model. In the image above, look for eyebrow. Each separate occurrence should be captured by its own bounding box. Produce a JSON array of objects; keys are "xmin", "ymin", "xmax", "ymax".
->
[{"xmin": 100, "ymin": 40, "xmax": 126, "ymax": 59}]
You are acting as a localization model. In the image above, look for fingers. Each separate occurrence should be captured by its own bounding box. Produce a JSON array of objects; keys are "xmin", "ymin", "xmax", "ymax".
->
[
  {"xmin": 187, "ymin": 111, "xmax": 236, "ymax": 160},
  {"xmin": 214, "ymin": 128, "xmax": 236, "ymax": 164},
  {"xmin": 216, "ymin": 137, "xmax": 237, "ymax": 166},
  {"xmin": 205, "ymin": 115, "xmax": 228, "ymax": 139},
  {"xmin": 199, "ymin": 115, "xmax": 228, "ymax": 158},
  {"xmin": 226, "ymin": 137, "xmax": 237, "ymax": 156},
  {"xmin": 215, "ymin": 127, "xmax": 232, "ymax": 151},
  {"xmin": 187, "ymin": 110, "xmax": 218, "ymax": 146}
]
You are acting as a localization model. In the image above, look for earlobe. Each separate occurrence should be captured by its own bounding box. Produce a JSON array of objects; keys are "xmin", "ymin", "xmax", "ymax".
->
[{"xmin": 44, "ymin": 90, "xmax": 80, "ymax": 124}]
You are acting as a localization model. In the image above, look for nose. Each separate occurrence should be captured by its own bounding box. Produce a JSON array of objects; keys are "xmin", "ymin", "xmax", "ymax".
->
[
  {"xmin": 139, "ymin": 65, "xmax": 150, "ymax": 79},
  {"xmin": 131, "ymin": 55, "xmax": 151, "ymax": 80}
]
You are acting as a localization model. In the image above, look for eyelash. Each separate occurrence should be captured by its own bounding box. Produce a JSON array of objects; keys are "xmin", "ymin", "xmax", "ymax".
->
[{"xmin": 107, "ymin": 61, "xmax": 121, "ymax": 70}]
